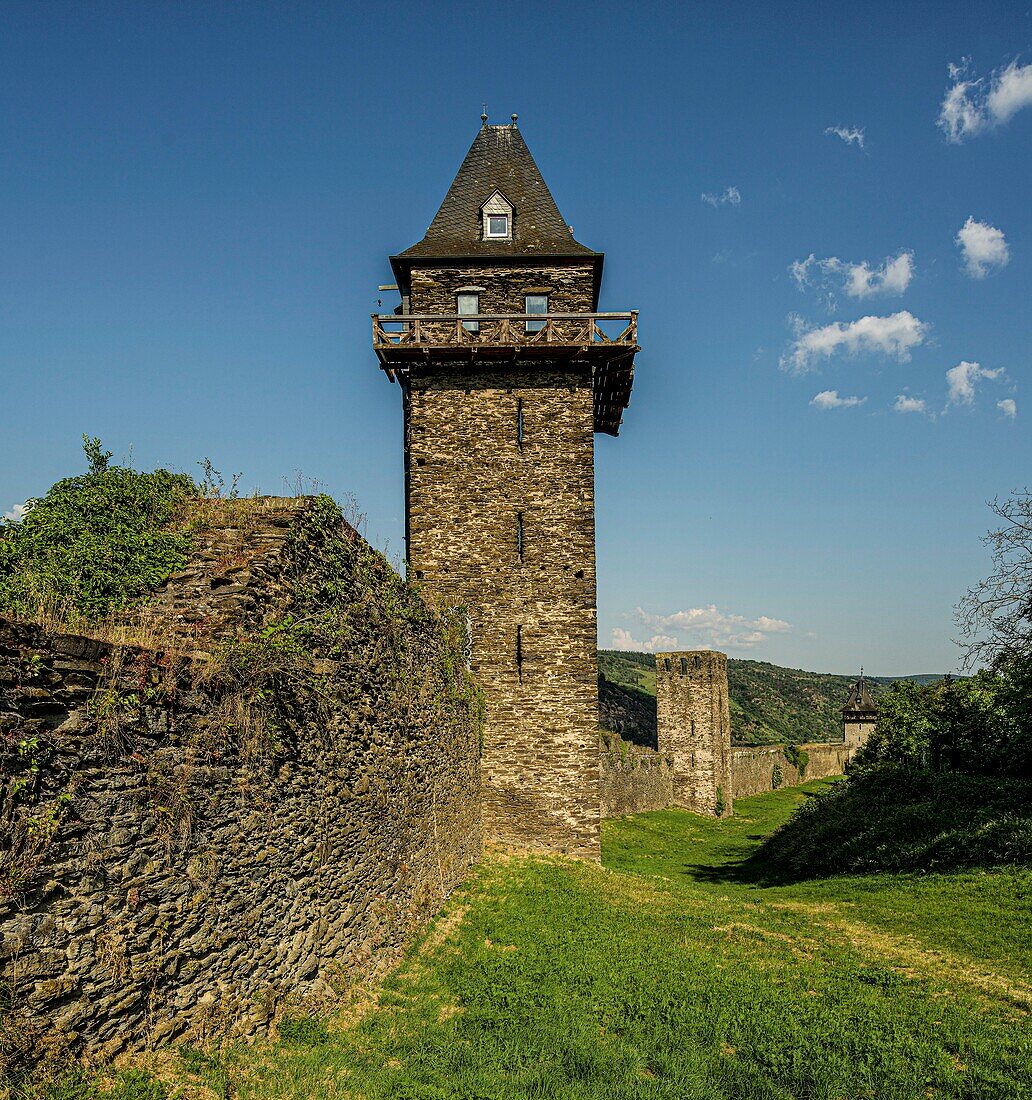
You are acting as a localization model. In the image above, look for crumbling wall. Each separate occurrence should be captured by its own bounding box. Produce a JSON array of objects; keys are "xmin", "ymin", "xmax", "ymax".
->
[{"xmin": 0, "ymin": 499, "xmax": 482, "ymax": 1069}]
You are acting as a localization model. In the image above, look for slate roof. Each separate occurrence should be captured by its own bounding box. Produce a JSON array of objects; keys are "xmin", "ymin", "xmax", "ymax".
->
[
  {"xmin": 842, "ymin": 675, "xmax": 878, "ymax": 714},
  {"xmin": 395, "ymin": 123, "xmax": 599, "ymax": 262}
]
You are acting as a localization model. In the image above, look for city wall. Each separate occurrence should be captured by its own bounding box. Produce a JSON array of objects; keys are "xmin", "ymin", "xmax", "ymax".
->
[
  {"xmin": 0, "ymin": 500, "xmax": 482, "ymax": 1069},
  {"xmin": 730, "ymin": 742, "xmax": 852, "ymax": 799}
]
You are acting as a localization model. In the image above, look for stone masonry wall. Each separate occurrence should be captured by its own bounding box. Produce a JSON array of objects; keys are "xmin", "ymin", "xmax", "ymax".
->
[
  {"xmin": 404, "ymin": 262, "xmax": 602, "ymax": 860},
  {"xmin": 730, "ymin": 742, "xmax": 852, "ymax": 800},
  {"xmin": 409, "ymin": 262, "xmax": 595, "ymax": 315},
  {"xmin": 656, "ymin": 651, "xmax": 733, "ymax": 817},
  {"xmin": 0, "ymin": 499, "xmax": 482, "ymax": 1069},
  {"xmin": 599, "ymin": 733, "xmax": 674, "ymax": 818}
]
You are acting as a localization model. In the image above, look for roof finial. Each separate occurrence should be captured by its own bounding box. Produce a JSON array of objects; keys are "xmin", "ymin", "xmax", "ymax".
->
[
  {"xmin": 510, "ymin": 113, "xmax": 518, "ymax": 127},
  {"xmin": 860, "ymin": 665, "xmax": 864, "ymax": 680},
  {"xmin": 481, "ymin": 103, "xmax": 488, "ymax": 126}
]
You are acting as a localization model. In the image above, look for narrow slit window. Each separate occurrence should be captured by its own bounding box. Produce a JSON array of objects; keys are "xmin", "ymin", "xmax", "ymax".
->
[
  {"xmin": 516, "ymin": 398, "xmax": 524, "ymax": 449},
  {"xmin": 680, "ymin": 657, "xmax": 688, "ymax": 676},
  {"xmin": 525, "ymin": 293, "xmax": 547, "ymax": 333},
  {"xmin": 694, "ymin": 655, "xmax": 702, "ymax": 669},
  {"xmin": 457, "ymin": 292, "xmax": 479, "ymax": 333},
  {"xmin": 516, "ymin": 511, "xmax": 524, "ymax": 560},
  {"xmin": 516, "ymin": 625, "xmax": 524, "ymax": 683},
  {"xmin": 664, "ymin": 658, "xmax": 671, "ymax": 672}
]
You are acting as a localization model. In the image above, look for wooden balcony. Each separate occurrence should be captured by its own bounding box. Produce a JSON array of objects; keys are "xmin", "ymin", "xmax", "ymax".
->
[{"xmin": 372, "ymin": 311, "xmax": 638, "ymax": 435}]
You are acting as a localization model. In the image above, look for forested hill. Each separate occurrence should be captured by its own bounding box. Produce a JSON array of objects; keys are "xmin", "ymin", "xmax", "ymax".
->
[{"xmin": 598, "ymin": 650, "xmax": 938, "ymax": 746}]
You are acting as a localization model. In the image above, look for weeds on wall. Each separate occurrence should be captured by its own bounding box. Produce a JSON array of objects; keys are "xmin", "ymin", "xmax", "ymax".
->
[
  {"xmin": 0, "ymin": 438, "xmax": 196, "ymax": 621},
  {"xmin": 782, "ymin": 744, "xmax": 809, "ymax": 777}
]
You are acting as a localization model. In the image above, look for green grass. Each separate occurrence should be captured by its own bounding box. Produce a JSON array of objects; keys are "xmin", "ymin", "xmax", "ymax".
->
[
  {"xmin": 756, "ymin": 767, "xmax": 1032, "ymax": 880},
  {"xmin": 39, "ymin": 782, "xmax": 1032, "ymax": 1100}
]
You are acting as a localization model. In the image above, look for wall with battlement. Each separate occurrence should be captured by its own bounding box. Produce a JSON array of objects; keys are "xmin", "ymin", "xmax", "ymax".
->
[
  {"xmin": 0, "ymin": 500, "xmax": 482, "ymax": 1069},
  {"xmin": 599, "ymin": 733, "xmax": 674, "ymax": 817}
]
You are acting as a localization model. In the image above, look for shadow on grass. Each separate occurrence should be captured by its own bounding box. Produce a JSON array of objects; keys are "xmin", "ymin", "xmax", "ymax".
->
[{"xmin": 751, "ymin": 767, "xmax": 1032, "ymax": 884}]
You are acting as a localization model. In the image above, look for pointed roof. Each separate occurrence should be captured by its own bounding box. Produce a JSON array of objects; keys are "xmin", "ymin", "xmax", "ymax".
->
[
  {"xmin": 394, "ymin": 123, "xmax": 599, "ymax": 262},
  {"xmin": 842, "ymin": 672, "xmax": 878, "ymax": 715}
]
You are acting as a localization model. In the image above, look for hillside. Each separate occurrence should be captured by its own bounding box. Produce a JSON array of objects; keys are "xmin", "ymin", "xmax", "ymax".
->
[{"xmin": 599, "ymin": 649, "xmax": 915, "ymax": 745}]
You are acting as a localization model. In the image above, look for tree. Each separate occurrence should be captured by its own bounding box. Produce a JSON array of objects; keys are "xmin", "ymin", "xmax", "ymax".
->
[
  {"xmin": 955, "ymin": 490, "xmax": 1032, "ymax": 775},
  {"xmin": 956, "ymin": 489, "xmax": 1032, "ymax": 668}
]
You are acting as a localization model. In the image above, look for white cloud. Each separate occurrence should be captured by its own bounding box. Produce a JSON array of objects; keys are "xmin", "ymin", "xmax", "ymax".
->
[
  {"xmin": 609, "ymin": 628, "xmax": 679, "ymax": 653},
  {"xmin": 955, "ymin": 216, "xmax": 1009, "ymax": 278},
  {"xmin": 810, "ymin": 390, "xmax": 866, "ymax": 409},
  {"xmin": 998, "ymin": 398, "xmax": 1017, "ymax": 419},
  {"xmin": 3, "ymin": 502, "xmax": 28, "ymax": 523},
  {"xmin": 945, "ymin": 360, "xmax": 1005, "ymax": 407},
  {"xmin": 939, "ymin": 59, "xmax": 1032, "ymax": 141},
  {"xmin": 780, "ymin": 310, "xmax": 929, "ymax": 374},
  {"xmin": 893, "ymin": 394, "xmax": 928, "ymax": 415},
  {"xmin": 825, "ymin": 125, "xmax": 866, "ymax": 150},
  {"xmin": 791, "ymin": 250, "xmax": 914, "ymax": 302},
  {"xmin": 701, "ymin": 186, "xmax": 741, "ymax": 208},
  {"xmin": 627, "ymin": 606, "xmax": 791, "ymax": 651}
]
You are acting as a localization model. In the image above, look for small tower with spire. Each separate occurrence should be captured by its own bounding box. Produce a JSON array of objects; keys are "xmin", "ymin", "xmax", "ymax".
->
[
  {"xmin": 842, "ymin": 667, "xmax": 878, "ymax": 753},
  {"xmin": 372, "ymin": 116, "xmax": 639, "ymax": 860}
]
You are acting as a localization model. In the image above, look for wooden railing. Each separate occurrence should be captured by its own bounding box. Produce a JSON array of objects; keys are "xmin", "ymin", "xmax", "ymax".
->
[{"xmin": 372, "ymin": 311, "xmax": 637, "ymax": 351}]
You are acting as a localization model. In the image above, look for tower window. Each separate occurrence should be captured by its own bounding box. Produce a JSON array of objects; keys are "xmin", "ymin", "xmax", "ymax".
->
[
  {"xmin": 516, "ymin": 511, "xmax": 524, "ymax": 561},
  {"xmin": 516, "ymin": 398, "xmax": 524, "ymax": 449},
  {"xmin": 680, "ymin": 657, "xmax": 688, "ymax": 676},
  {"xmin": 481, "ymin": 190, "xmax": 513, "ymax": 240},
  {"xmin": 457, "ymin": 292, "xmax": 479, "ymax": 332},
  {"xmin": 516, "ymin": 625, "xmax": 524, "ymax": 683},
  {"xmin": 525, "ymin": 294, "xmax": 548, "ymax": 333},
  {"xmin": 694, "ymin": 655, "xmax": 702, "ymax": 669},
  {"xmin": 664, "ymin": 658, "xmax": 671, "ymax": 672}
]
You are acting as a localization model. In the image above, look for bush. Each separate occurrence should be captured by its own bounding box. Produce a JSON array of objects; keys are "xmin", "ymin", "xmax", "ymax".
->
[
  {"xmin": 754, "ymin": 765, "xmax": 1032, "ymax": 880},
  {"xmin": 856, "ymin": 668, "xmax": 1026, "ymax": 778},
  {"xmin": 0, "ymin": 437, "xmax": 196, "ymax": 620}
]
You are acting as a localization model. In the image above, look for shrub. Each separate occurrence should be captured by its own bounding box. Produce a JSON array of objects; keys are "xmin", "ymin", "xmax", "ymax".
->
[
  {"xmin": 771, "ymin": 762, "xmax": 783, "ymax": 789},
  {"xmin": 755, "ymin": 765, "xmax": 1032, "ymax": 880},
  {"xmin": 0, "ymin": 437, "xmax": 196, "ymax": 620}
]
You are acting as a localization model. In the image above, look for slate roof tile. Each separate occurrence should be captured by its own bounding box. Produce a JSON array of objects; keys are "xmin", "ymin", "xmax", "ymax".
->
[{"xmin": 396, "ymin": 124, "xmax": 598, "ymax": 260}]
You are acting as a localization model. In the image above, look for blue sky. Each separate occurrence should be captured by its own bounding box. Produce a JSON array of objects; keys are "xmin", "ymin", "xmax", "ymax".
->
[{"xmin": 1, "ymin": 1, "xmax": 1029, "ymax": 674}]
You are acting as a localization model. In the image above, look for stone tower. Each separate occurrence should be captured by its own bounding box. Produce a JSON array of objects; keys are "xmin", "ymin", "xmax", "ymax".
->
[
  {"xmin": 373, "ymin": 118, "xmax": 639, "ymax": 860},
  {"xmin": 655, "ymin": 651, "xmax": 733, "ymax": 816},
  {"xmin": 842, "ymin": 669, "xmax": 877, "ymax": 752}
]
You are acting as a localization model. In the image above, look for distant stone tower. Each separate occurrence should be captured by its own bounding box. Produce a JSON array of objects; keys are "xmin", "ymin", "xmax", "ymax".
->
[
  {"xmin": 842, "ymin": 669, "xmax": 877, "ymax": 752},
  {"xmin": 373, "ymin": 117, "xmax": 639, "ymax": 859},
  {"xmin": 655, "ymin": 651, "xmax": 733, "ymax": 816}
]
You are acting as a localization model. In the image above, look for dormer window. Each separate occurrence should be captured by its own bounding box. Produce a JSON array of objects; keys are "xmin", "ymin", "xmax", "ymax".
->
[{"xmin": 481, "ymin": 190, "xmax": 513, "ymax": 241}]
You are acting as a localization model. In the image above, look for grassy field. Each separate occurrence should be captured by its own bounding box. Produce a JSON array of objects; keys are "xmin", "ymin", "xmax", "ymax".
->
[{"xmin": 47, "ymin": 781, "xmax": 1032, "ymax": 1100}]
